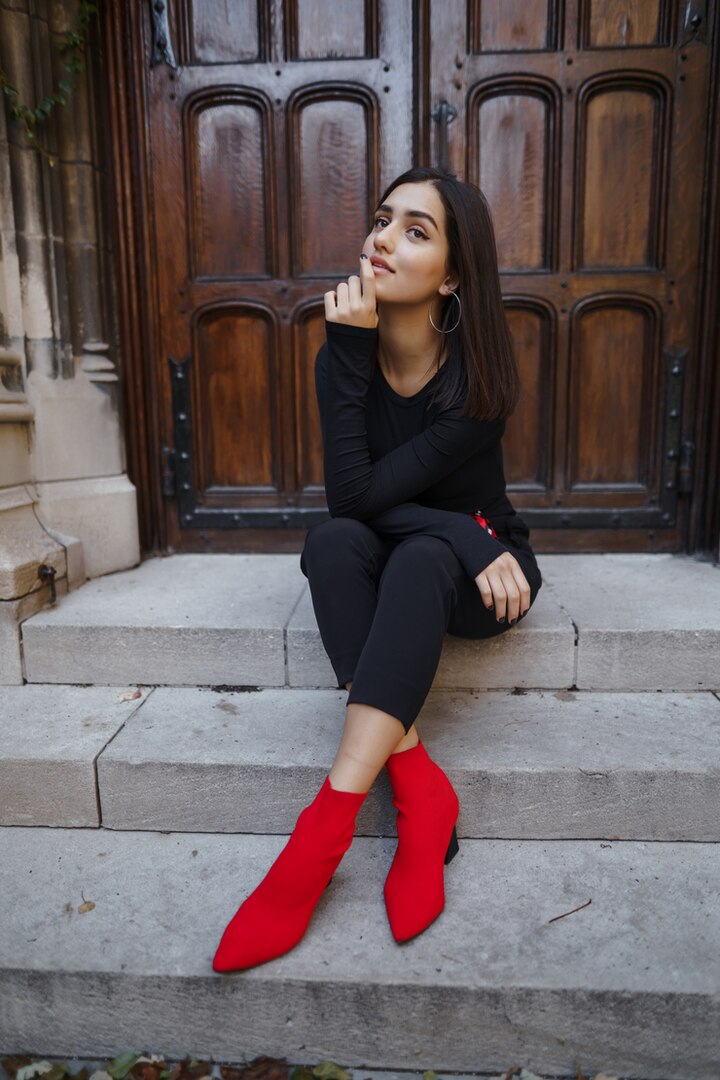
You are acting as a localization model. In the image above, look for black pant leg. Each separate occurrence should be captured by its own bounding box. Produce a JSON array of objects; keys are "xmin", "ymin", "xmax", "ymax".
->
[
  {"xmin": 300, "ymin": 517, "xmax": 393, "ymax": 689},
  {"xmin": 346, "ymin": 535, "xmax": 467, "ymax": 733}
]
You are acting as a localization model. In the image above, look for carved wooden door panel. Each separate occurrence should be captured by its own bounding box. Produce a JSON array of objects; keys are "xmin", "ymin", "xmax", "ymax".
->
[
  {"xmin": 146, "ymin": 0, "xmax": 413, "ymax": 550},
  {"xmin": 427, "ymin": 0, "xmax": 712, "ymax": 551}
]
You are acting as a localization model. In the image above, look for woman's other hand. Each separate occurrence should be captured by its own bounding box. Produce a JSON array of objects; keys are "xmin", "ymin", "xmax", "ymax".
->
[
  {"xmin": 474, "ymin": 551, "xmax": 531, "ymax": 626},
  {"xmin": 324, "ymin": 255, "xmax": 379, "ymax": 329}
]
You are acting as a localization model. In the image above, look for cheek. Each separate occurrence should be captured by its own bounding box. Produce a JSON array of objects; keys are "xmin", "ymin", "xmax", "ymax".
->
[{"xmin": 404, "ymin": 246, "xmax": 445, "ymax": 283}]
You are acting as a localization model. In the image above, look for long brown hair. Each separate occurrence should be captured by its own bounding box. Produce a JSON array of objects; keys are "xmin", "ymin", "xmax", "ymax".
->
[{"xmin": 374, "ymin": 166, "xmax": 520, "ymax": 421}]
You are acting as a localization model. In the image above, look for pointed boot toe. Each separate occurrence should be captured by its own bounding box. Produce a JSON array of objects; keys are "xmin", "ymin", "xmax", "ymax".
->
[
  {"xmin": 383, "ymin": 741, "xmax": 460, "ymax": 942},
  {"xmin": 212, "ymin": 776, "xmax": 366, "ymax": 972}
]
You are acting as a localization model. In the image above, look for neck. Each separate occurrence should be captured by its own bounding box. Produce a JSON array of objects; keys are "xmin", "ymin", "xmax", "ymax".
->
[{"xmin": 377, "ymin": 304, "xmax": 445, "ymax": 381}]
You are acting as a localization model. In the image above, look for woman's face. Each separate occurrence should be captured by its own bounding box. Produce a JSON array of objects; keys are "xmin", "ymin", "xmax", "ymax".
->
[{"xmin": 361, "ymin": 181, "xmax": 455, "ymax": 306}]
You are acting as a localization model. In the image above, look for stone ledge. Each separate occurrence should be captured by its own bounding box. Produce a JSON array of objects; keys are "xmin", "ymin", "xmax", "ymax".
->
[
  {"xmin": 4, "ymin": 685, "xmax": 720, "ymax": 841},
  {"xmin": 287, "ymin": 580, "xmax": 574, "ymax": 689},
  {"xmin": 0, "ymin": 483, "xmax": 66, "ymax": 600},
  {"xmin": 22, "ymin": 554, "xmax": 306, "ymax": 685},
  {"xmin": 0, "ymin": 826, "xmax": 717, "ymax": 1077},
  {"xmin": 20, "ymin": 553, "xmax": 720, "ymax": 692},
  {"xmin": 0, "ymin": 684, "xmax": 149, "ymax": 825}
]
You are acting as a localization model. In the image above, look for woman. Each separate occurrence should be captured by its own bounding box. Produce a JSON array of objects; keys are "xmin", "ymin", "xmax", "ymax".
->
[{"xmin": 212, "ymin": 166, "xmax": 542, "ymax": 973}]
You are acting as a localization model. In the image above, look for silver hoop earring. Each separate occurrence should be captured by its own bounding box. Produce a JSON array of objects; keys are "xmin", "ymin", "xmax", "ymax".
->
[{"xmin": 429, "ymin": 290, "xmax": 462, "ymax": 333}]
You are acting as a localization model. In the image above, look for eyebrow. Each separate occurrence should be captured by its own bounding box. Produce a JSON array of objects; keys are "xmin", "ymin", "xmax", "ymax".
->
[{"xmin": 375, "ymin": 203, "xmax": 439, "ymax": 232}]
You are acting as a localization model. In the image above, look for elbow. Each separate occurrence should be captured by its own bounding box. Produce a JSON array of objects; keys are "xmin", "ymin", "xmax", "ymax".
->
[{"xmin": 325, "ymin": 491, "xmax": 370, "ymax": 521}]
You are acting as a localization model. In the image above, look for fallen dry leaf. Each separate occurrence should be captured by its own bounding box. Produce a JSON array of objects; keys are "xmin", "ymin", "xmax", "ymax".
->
[
  {"xmin": 117, "ymin": 689, "xmax": 142, "ymax": 702},
  {"xmin": 77, "ymin": 900, "xmax": 95, "ymax": 914}
]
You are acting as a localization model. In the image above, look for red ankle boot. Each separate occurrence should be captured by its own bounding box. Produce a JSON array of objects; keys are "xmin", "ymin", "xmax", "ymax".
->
[
  {"xmin": 383, "ymin": 739, "xmax": 460, "ymax": 942},
  {"xmin": 212, "ymin": 775, "xmax": 367, "ymax": 971}
]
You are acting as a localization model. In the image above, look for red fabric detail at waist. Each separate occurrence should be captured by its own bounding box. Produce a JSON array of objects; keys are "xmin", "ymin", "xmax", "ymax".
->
[{"xmin": 471, "ymin": 511, "xmax": 498, "ymax": 538}]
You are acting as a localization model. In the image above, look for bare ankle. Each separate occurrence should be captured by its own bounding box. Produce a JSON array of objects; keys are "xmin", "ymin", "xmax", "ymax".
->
[{"xmin": 390, "ymin": 726, "xmax": 420, "ymax": 755}]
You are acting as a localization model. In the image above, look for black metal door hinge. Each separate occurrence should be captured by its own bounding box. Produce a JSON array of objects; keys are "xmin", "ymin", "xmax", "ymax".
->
[
  {"xmin": 680, "ymin": 3, "xmax": 709, "ymax": 46},
  {"xmin": 149, "ymin": 0, "xmax": 178, "ymax": 69},
  {"xmin": 678, "ymin": 439, "xmax": 695, "ymax": 494},
  {"xmin": 431, "ymin": 100, "xmax": 457, "ymax": 170},
  {"xmin": 161, "ymin": 445, "xmax": 176, "ymax": 498}
]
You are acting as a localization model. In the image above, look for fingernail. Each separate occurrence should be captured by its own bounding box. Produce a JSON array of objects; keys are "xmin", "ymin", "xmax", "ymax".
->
[
  {"xmin": 360, "ymin": 253, "xmax": 368, "ymax": 259},
  {"xmin": 498, "ymin": 616, "xmax": 506, "ymax": 624},
  {"xmin": 510, "ymin": 617, "xmax": 517, "ymax": 626},
  {"xmin": 488, "ymin": 604, "xmax": 494, "ymax": 611}
]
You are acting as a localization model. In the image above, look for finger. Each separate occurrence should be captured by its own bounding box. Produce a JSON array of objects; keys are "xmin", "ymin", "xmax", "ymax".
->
[
  {"xmin": 511, "ymin": 565, "xmax": 532, "ymax": 619},
  {"xmin": 474, "ymin": 571, "xmax": 494, "ymax": 610},
  {"xmin": 480, "ymin": 568, "xmax": 508, "ymax": 622},
  {"xmin": 360, "ymin": 253, "xmax": 377, "ymax": 304},
  {"xmin": 348, "ymin": 274, "xmax": 362, "ymax": 310},
  {"xmin": 499, "ymin": 566, "xmax": 522, "ymax": 624},
  {"xmin": 500, "ymin": 561, "xmax": 528, "ymax": 622},
  {"xmin": 336, "ymin": 281, "xmax": 349, "ymax": 313},
  {"xmin": 323, "ymin": 290, "xmax": 337, "ymax": 320},
  {"xmin": 490, "ymin": 574, "xmax": 508, "ymax": 622}
]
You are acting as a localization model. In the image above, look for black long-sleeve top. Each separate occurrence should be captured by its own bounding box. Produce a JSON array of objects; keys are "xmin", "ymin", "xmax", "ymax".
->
[{"xmin": 315, "ymin": 320, "xmax": 534, "ymax": 580}]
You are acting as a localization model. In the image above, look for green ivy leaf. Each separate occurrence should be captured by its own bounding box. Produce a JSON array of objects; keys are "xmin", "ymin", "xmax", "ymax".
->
[
  {"xmin": 289, "ymin": 1069, "xmax": 314, "ymax": 1080},
  {"xmin": 106, "ymin": 1054, "xmax": 141, "ymax": 1080},
  {"xmin": 312, "ymin": 1065, "xmax": 351, "ymax": 1080}
]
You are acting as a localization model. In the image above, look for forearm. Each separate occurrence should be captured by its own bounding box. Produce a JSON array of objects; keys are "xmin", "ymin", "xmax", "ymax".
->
[
  {"xmin": 319, "ymin": 324, "xmax": 504, "ymax": 520},
  {"xmin": 365, "ymin": 502, "xmax": 507, "ymax": 580}
]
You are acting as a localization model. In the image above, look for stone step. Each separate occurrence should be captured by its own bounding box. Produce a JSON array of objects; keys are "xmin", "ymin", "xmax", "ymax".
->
[
  {"xmin": 1, "ymin": 824, "xmax": 717, "ymax": 1078},
  {"xmin": 3, "ymin": 684, "xmax": 719, "ymax": 840},
  {"xmin": 19, "ymin": 552, "xmax": 720, "ymax": 691}
]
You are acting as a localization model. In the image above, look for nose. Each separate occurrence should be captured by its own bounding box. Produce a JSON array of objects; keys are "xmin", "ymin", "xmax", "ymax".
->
[{"xmin": 374, "ymin": 221, "xmax": 395, "ymax": 253}]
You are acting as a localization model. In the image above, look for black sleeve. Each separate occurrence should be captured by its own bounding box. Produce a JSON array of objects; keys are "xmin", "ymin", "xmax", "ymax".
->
[
  {"xmin": 316, "ymin": 320, "xmax": 505, "ymax": 519},
  {"xmin": 364, "ymin": 502, "xmax": 510, "ymax": 580},
  {"xmin": 314, "ymin": 322, "xmax": 509, "ymax": 579}
]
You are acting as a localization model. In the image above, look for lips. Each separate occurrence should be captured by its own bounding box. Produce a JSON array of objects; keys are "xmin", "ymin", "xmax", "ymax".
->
[{"xmin": 370, "ymin": 256, "xmax": 394, "ymax": 273}]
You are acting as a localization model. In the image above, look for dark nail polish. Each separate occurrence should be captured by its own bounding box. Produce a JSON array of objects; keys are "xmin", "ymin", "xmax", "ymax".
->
[
  {"xmin": 360, "ymin": 253, "xmax": 368, "ymax": 259},
  {"xmin": 510, "ymin": 617, "xmax": 517, "ymax": 625},
  {"xmin": 498, "ymin": 615, "xmax": 506, "ymax": 624}
]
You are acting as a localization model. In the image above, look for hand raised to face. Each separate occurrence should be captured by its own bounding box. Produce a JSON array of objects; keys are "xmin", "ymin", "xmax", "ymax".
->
[{"xmin": 324, "ymin": 255, "xmax": 379, "ymax": 329}]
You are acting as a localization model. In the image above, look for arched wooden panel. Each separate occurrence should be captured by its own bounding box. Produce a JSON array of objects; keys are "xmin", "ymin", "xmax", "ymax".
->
[
  {"xmin": 187, "ymin": 92, "xmax": 273, "ymax": 280},
  {"xmin": 289, "ymin": 86, "xmax": 379, "ymax": 277},
  {"xmin": 504, "ymin": 301, "xmax": 554, "ymax": 488},
  {"xmin": 469, "ymin": 0, "xmax": 558, "ymax": 53},
  {"xmin": 581, "ymin": 0, "xmax": 671, "ymax": 49},
  {"xmin": 568, "ymin": 298, "xmax": 660, "ymax": 488},
  {"xmin": 577, "ymin": 77, "xmax": 670, "ymax": 270},
  {"xmin": 294, "ymin": 306, "xmax": 327, "ymax": 491},
  {"xmin": 287, "ymin": 0, "xmax": 378, "ymax": 59},
  {"xmin": 193, "ymin": 306, "xmax": 279, "ymax": 492},
  {"xmin": 185, "ymin": 0, "xmax": 264, "ymax": 64},
  {"xmin": 467, "ymin": 80, "xmax": 559, "ymax": 271}
]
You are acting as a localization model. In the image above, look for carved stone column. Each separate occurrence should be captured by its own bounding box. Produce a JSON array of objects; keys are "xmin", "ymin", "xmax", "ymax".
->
[{"xmin": 0, "ymin": 0, "xmax": 139, "ymax": 684}]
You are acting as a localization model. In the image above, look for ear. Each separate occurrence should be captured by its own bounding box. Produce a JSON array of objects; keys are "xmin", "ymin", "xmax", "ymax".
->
[{"xmin": 439, "ymin": 275, "xmax": 459, "ymax": 296}]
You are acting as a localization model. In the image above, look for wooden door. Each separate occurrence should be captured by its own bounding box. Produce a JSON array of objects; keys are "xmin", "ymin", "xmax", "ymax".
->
[
  {"xmin": 124, "ymin": 0, "xmax": 716, "ymax": 553},
  {"xmin": 426, "ymin": 0, "xmax": 714, "ymax": 550},
  {"xmin": 145, "ymin": 0, "xmax": 414, "ymax": 550}
]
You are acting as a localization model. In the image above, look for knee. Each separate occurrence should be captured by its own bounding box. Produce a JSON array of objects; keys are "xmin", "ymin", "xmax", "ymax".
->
[
  {"xmin": 301, "ymin": 517, "xmax": 377, "ymax": 577},
  {"xmin": 385, "ymin": 535, "xmax": 461, "ymax": 582}
]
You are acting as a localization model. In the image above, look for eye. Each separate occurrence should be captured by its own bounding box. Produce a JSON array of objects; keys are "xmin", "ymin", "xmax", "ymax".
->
[
  {"xmin": 373, "ymin": 216, "xmax": 389, "ymax": 230},
  {"xmin": 409, "ymin": 226, "xmax": 429, "ymax": 240}
]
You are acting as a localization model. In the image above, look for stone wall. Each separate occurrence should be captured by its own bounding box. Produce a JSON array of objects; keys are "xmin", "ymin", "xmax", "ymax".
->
[{"xmin": 0, "ymin": 0, "xmax": 139, "ymax": 683}]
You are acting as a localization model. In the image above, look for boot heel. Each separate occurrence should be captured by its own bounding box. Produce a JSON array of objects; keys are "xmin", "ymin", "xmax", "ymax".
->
[{"xmin": 444, "ymin": 824, "xmax": 459, "ymax": 865}]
